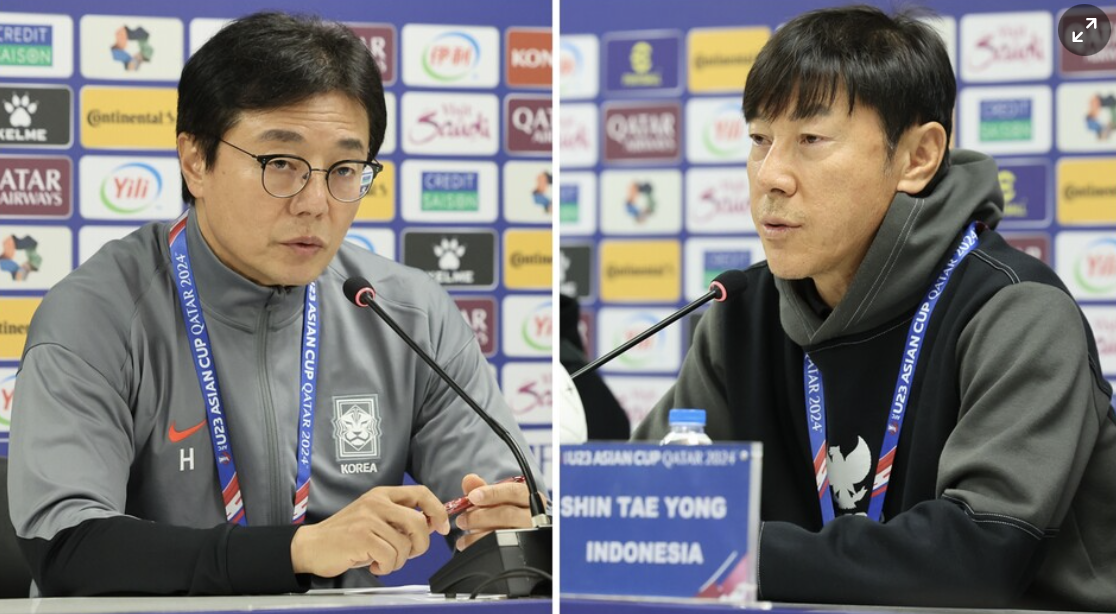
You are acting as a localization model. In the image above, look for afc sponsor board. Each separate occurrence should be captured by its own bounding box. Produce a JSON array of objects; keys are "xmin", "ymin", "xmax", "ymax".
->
[
  {"xmin": 1056, "ymin": 231, "xmax": 1116, "ymax": 300},
  {"xmin": 687, "ymin": 27, "xmax": 769, "ymax": 93},
  {"xmin": 601, "ymin": 375, "xmax": 678, "ymax": 431},
  {"xmin": 504, "ymin": 229, "xmax": 552, "ymax": 290},
  {"xmin": 1083, "ymin": 306, "xmax": 1116, "ymax": 375},
  {"xmin": 686, "ymin": 97, "xmax": 750, "ymax": 164},
  {"xmin": 187, "ymin": 18, "xmax": 228, "ymax": 55},
  {"xmin": 685, "ymin": 168, "xmax": 754, "ymax": 234},
  {"xmin": 560, "ymin": 103, "xmax": 599, "ymax": 168},
  {"xmin": 343, "ymin": 227, "xmax": 397, "ymax": 261},
  {"xmin": 599, "ymin": 239, "xmax": 681, "ymax": 303},
  {"xmin": 506, "ymin": 28, "xmax": 551, "ymax": 88},
  {"xmin": 684, "ymin": 238, "xmax": 765, "ymax": 300},
  {"xmin": 78, "ymin": 224, "xmax": 138, "ymax": 264},
  {"xmin": 455, "ymin": 297, "xmax": 497, "ymax": 356},
  {"xmin": 995, "ymin": 159, "xmax": 1050, "ymax": 227},
  {"xmin": 347, "ymin": 23, "xmax": 396, "ymax": 85},
  {"xmin": 959, "ymin": 86, "xmax": 1052, "ymax": 155},
  {"xmin": 402, "ymin": 24, "xmax": 499, "ymax": 89},
  {"xmin": 501, "ymin": 361, "xmax": 552, "ymax": 425},
  {"xmin": 401, "ymin": 160, "xmax": 497, "ymax": 223},
  {"xmin": 0, "ymin": 12, "xmax": 74, "ymax": 78},
  {"xmin": 1002, "ymin": 232, "xmax": 1051, "ymax": 265},
  {"xmin": 400, "ymin": 91, "xmax": 498, "ymax": 156},
  {"xmin": 596, "ymin": 308, "xmax": 683, "ymax": 373},
  {"xmin": 502, "ymin": 294, "xmax": 551, "ymax": 358},
  {"xmin": 603, "ymin": 101, "xmax": 681, "ymax": 163},
  {"xmin": 600, "ymin": 169, "xmax": 682, "ymax": 235},
  {"xmin": 1059, "ymin": 7, "xmax": 1116, "ymax": 76},
  {"xmin": 504, "ymin": 161, "xmax": 553, "ymax": 224},
  {"xmin": 79, "ymin": 155, "xmax": 182, "ymax": 221},
  {"xmin": 79, "ymin": 15, "xmax": 183, "ymax": 81},
  {"xmin": 1056, "ymin": 81, "xmax": 1116, "ymax": 153},
  {"xmin": 354, "ymin": 160, "xmax": 396, "ymax": 222},
  {"xmin": 401, "ymin": 229, "xmax": 496, "ymax": 289},
  {"xmin": 0, "ymin": 367, "xmax": 14, "ymax": 433},
  {"xmin": 559, "ymin": 172, "xmax": 597, "ymax": 235},
  {"xmin": 922, "ymin": 15, "xmax": 957, "ymax": 71},
  {"xmin": 381, "ymin": 92, "xmax": 396, "ymax": 155},
  {"xmin": 505, "ymin": 95, "xmax": 551, "ymax": 156},
  {"xmin": 523, "ymin": 427, "xmax": 553, "ymax": 482},
  {"xmin": 960, "ymin": 11, "xmax": 1053, "ymax": 83},
  {"xmin": 0, "ymin": 225, "xmax": 71, "ymax": 291},
  {"xmin": 560, "ymin": 244, "xmax": 593, "ymax": 300},
  {"xmin": 80, "ymin": 86, "xmax": 177, "ymax": 150},
  {"xmin": 0, "ymin": 155, "xmax": 71, "ymax": 218},
  {"xmin": 0, "ymin": 83, "xmax": 71, "ymax": 148},
  {"xmin": 604, "ymin": 30, "xmax": 681, "ymax": 95},
  {"xmin": 1057, "ymin": 157, "xmax": 1116, "ymax": 226},
  {"xmin": 559, "ymin": 35, "xmax": 599, "ymax": 100},
  {"xmin": 0, "ymin": 297, "xmax": 40, "ymax": 360}
]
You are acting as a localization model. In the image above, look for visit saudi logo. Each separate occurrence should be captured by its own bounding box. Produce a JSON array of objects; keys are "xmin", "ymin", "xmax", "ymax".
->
[{"xmin": 422, "ymin": 31, "xmax": 480, "ymax": 82}]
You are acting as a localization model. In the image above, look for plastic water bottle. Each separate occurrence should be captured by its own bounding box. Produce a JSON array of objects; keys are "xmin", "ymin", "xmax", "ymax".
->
[{"xmin": 660, "ymin": 409, "xmax": 713, "ymax": 445}]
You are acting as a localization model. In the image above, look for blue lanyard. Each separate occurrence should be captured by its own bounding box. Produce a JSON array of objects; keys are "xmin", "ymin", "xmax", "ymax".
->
[
  {"xmin": 804, "ymin": 223, "xmax": 980, "ymax": 525},
  {"xmin": 167, "ymin": 214, "xmax": 320, "ymax": 525}
]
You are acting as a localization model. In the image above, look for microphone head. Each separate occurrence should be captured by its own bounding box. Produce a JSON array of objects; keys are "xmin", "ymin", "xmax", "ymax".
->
[
  {"xmin": 343, "ymin": 276, "xmax": 376, "ymax": 307},
  {"xmin": 709, "ymin": 269, "xmax": 748, "ymax": 302}
]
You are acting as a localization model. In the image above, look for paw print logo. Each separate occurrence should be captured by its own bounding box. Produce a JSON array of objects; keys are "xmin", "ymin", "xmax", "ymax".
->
[
  {"xmin": 433, "ymin": 238, "xmax": 466, "ymax": 271},
  {"xmin": 4, "ymin": 93, "xmax": 38, "ymax": 128}
]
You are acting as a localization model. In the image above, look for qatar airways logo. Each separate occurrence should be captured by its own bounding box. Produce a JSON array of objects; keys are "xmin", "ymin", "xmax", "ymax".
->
[
  {"xmin": 401, "ymin": 92, "xmax": 497, "ymax": 156},
  {"xmin": 961, "ymin": 12, "xmax": 1052, "ymax": 82}
]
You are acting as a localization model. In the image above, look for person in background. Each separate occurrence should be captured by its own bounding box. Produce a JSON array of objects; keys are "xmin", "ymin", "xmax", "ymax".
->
[{"xmin": 560, "ymin": 294, "xmax": 631, "ymax": 440}]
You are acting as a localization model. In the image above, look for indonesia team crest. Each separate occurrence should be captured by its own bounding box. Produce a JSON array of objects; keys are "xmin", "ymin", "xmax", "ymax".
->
[{"xmin": 331, "ymin": 395, "xmax": 383, "ymax": 459}]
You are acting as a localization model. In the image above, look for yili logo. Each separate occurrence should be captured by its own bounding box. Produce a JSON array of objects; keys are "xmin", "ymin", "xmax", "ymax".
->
[
  {"xmin": 702, "ymin": 250, "xmax": 752, "ymax": 286},
  {"xmin": 101, "ymin": 161, "xmax": 161, "ymax": 213},
  {"xmin": 423, "ymin": 31, "xmax": 480, "ymax": 82},
  {"xmin": 1, "ymin": 371, "xmax": 15, "ymax": 429},
  {"xmin": 1076, "ymin": 238, "xmax": 1116, "ymax": 294},
  {"xmin": 0, "ymin": 23, "xmax": 52, "ymax": 67},
  {"xmin": 421, "ymin": 171, "xmax": 479, "ymax": 212},
  {"xmin": 703, "ymin": 101, "xmax": 747, "ymax": 157},
  {"xmin": 521, "ymin": 300, "xmax": 552, "ymax": 352},
  {"xmin": 614, "ymin": 312, "xmax": 661, "ymax": 367},
  {"xmin": 980, "ymin": 99, "xmax": 1032, "ymax": 141}
]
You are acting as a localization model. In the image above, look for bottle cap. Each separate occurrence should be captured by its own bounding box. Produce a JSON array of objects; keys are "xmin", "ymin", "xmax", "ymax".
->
[{"xmin": 668, "ymin": 408, "xmax": 706, "ymax": 426}]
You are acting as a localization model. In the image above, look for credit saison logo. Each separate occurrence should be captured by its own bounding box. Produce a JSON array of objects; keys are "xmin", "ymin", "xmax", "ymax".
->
[
  {"xmin": 423, "ymin": 31, "xmax": 480, "ymax": 82},
  {"xmin": 0, "ymin": 23, "xmax": 53, "ymax": 67},
  {"xmin": 559, "ymin": 183, "xmax": 579, "ymax": 223},
  {"xmin": 1076, "ymin": 238, "xmax": 1116, "ymax": 294},
  {"xmin": 703, "ymin": 250, "xmax": 751, "ymax": 286},
  {"xmin": 421, "ymin": 171, "xmax": 479, "ymax": 212},
  {"xmin": 101, "ymin": 161, "xmax": 162, "ymax": 213},
  {"xmin": 86, "ymin": 107, "xmax": 174, "ymax": 127},
  {"xmin": 980, "ymin": 99, "xmax": 1032, "ymax": 141},
  {"xmin": 0, "ymin": 156, "xmax": 70, "ymax": 216}
]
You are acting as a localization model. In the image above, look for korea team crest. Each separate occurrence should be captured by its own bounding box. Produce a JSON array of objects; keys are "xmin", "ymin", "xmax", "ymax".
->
[{"xmin": 331, "ymin": 395, "xmax": 383, "ymax": 459}]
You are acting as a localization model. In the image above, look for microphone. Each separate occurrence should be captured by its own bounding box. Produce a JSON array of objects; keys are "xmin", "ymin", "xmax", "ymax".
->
[
  {"xmin": 342, "ymin": 276, "xmax": 551, "ymax": 598},
  {"xmin": 571, "ymin": 269, "xmax": 748, "ymax": 380}
]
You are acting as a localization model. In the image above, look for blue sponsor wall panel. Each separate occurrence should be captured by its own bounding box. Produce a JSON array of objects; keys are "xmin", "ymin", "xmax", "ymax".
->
[
  {"xmin": 559, "ymin": 0, "xmax": 1116, "ymax": 429},
  {"xmin": 0, "ymin": 0, "xmax": 552, "ymax": 585}
]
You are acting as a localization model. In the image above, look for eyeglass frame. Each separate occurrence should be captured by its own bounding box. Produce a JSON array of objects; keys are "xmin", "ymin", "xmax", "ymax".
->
[{"xmin": 218, "ymin": 138, "xmax": 384, "ymax": 203}]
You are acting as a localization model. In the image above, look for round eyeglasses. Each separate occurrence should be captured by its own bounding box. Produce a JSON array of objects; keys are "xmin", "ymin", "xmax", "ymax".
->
[{"xmin": 219, "ymin": 139, "xmax": 383, "ymax": 203}]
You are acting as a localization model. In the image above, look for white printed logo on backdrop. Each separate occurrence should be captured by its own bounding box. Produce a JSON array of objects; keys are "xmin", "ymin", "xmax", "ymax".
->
[
  {"xmin": 600, "ymin": 169, "xmax": 682, "ymax": 235},
  {"xmin": 79, "ymin": 155, "xmax": 182, "ymax": 220},
  {"xmin": 559, "ymin": 35, "xmax": 600, "ymax": 100},
  {"xmin": 960, "ymin": 11, "xmax": 1052, "ymax": 83}
]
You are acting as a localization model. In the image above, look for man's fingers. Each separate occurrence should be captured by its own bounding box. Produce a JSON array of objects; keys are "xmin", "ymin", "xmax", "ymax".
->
[
  {"xmin": 386, "ymin": 485, "xmax": 450, "ymax": 535},
  {"xmin": 468, "ymin": 480, "xmax": 530, "ymax": 507}
]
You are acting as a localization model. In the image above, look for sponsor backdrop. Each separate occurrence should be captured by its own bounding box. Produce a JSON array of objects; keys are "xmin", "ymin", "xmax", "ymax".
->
[
  {"xmin": 0, "ymin": 0, "xmax": 551, "ymax": 583},
  {"xmin": 560, "ymin": 0, "xmax": 1116, "ymax": 430}
]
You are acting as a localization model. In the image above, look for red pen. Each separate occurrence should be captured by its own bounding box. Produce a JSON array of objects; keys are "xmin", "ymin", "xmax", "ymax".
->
[{"xmin": 443, "ymin": 475, "xmax": 527, "ymax": 516}]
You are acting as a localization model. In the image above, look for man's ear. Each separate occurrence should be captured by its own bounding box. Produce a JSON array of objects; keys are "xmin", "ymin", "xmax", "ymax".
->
[
  {"xmin": 895, "ymin": 122, "xmax": 947, "ymax": 195},
  {"xmin": 177, "ymin": 133, "xmax": 207, "ymax": 201}
]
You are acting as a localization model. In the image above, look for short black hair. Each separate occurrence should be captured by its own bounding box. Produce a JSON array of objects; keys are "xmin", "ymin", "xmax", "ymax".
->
[
  {"xmin": 176, "ymin": 11, "xmax": 385, "ymax": 204},
  {"xmin": 743, "ymin": 5, "xmax": 954, "ymax": 173}
]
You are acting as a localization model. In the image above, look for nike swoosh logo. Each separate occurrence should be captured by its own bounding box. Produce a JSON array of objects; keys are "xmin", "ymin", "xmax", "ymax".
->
[{"xmin": 168, "ymin": 420, "xmax": 206, "ymax": 443}]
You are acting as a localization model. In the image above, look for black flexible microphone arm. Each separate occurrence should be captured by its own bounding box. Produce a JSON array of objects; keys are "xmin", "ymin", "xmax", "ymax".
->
[
  {"xmin": 343, "ymin": 277, "xmax": 549, "ymax": 526},
  {"xmin": 571, "ymin": 269, "xmax": 748, "ymax": 381}
]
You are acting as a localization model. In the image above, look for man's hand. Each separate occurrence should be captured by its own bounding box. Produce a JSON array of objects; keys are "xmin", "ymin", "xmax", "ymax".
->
[
  {"xmin": 454, "ymin": 473, "xmax": 537, "ymax": 551},
  {"xmin": 290, "ymin": 485, "xmax": 450, "ymax": 578}
]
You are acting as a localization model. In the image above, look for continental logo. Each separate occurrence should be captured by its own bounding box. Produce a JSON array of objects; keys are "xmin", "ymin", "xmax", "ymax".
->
[
  {"xmin": 0, "ymin": 297, "xmax": 40, "ymax": 360},
  {"xmin": 80, "ymin": 86, "xmax": 176, "ymax": 150},
  {"xmin": 355, "ymin": 160, "xmax": 395, "ymax": 221},
  {"xmin": 599, "ymin": 240, "xmax": 680, "ymax": 303},
  {"xmin": 1058, "ymin": 157, "xmax": 1116, "ymax": 225},
  {"xmin": 687, "ymin": 27, "xmax": 769, "ymax": 93},
  {"xmin": 504, "ymin": 230, "xmax": 552, "ymax": 290}
]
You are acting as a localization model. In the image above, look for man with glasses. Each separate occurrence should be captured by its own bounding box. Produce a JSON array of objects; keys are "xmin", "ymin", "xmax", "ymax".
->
[{"xmin": 8, "ymin": 12, "xmax": 542, "ymax": 596}]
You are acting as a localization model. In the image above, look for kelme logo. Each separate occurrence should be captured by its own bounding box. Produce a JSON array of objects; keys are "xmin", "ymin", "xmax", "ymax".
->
[
  {"xmin": 422, "ymin": 31, "xmax": 480, "ymax": 82},
  {"xmin": 101, "ymin": 161, "xmax": 162, "ymax": 213},
  {"xmin": 1076, "ymin": 237, "xmax": 1116, "ymax": 293}
]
